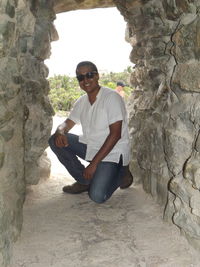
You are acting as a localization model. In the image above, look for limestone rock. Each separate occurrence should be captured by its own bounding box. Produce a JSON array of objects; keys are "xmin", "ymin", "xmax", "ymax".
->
[
  {"xmin": 38, "ymin": 151, "xmax": 51, "ymax": 181},
  {"xmin": 1, "ymin": 0, "xmax": 200, "ymax": 266},
  {"xmin": 54, "ymin": 0, "xmax": 114, "ymax": 13}
]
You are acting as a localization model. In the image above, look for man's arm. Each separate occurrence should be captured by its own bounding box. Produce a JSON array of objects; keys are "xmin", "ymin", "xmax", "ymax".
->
[
  {"xmin": 83, "ymin": 120, "xmax": 122, "ymax": 179},
  {"xmin": 54, "ymin": 118, "xmax": 76, "ymax": 148}
]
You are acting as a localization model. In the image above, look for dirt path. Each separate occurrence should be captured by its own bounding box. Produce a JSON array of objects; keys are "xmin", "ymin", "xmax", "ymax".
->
[{"xmin": 11, "ymin": 116, "xmax": 200, "ymax": 267}]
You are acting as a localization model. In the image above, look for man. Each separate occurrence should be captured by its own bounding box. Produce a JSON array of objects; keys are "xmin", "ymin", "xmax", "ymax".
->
[
  {"xmin": 115, "ymin": 81, "xmax": 126, "ymax": 98},
  {"xmin": 48, "ymin": 61, "xmax": 133, "ymax": 203}
]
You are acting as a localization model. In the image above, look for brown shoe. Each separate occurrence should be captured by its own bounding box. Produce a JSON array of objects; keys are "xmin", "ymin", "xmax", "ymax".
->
[
  {"xmin": 62, "ymin": 182, "xmax": 89, "ymax": 194},
  {"xmin": 120, "ymin": 166, "xmax": 133, "ymax": 189}
]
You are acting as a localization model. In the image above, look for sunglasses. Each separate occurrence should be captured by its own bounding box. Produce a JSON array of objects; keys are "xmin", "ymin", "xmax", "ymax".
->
[{"xmin": 76, "ymin": 71, "xmax": 97, "ymax": 82}]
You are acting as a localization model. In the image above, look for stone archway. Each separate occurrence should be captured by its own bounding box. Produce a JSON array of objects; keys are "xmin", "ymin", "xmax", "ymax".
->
[{"xmin": 1, "ymin": 0, "xmax": 200, "ymax": 265}]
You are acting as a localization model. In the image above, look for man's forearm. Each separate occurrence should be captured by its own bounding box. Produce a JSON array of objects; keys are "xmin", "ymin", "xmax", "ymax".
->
[
  {"xmin": 83, "ymin": 120, "xmax": 122, "ymax": 180},
  {"xmin": 91, "ymin": 120, "xmax": 122, "ymax": 165},
  {"xmin": 91, "ymin": 133, "xmax": 121, "ymax": 166}
]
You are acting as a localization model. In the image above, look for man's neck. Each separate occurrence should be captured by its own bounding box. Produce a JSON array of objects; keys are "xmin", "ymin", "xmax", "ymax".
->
[{"xmin": 88, "ymin": 86, "xmax": 101, "ymax": 105}]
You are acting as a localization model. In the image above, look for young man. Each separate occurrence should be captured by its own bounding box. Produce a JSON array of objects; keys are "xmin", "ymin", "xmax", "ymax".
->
[{"xmin": 48, "ymin": 61, "xmax": 133, "ymax": 203}]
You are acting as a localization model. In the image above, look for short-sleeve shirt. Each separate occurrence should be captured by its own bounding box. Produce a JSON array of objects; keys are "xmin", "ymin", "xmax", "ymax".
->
[{"xmin": 68, "ymin": 86, "xmax": 130, "ymax": 165}]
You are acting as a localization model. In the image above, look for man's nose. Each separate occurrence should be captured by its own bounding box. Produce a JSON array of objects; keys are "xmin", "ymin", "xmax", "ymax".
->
[{"xmin": 83, "ymin": 76, "xmax": 89, "ymax": 81}]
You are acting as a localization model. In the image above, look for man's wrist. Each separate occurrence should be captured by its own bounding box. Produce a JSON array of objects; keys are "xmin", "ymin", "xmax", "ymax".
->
[
  {"xmin": 57, "ymin": 122, "xmax": 67, "ymax": 135},
  {"xmin": 57, "ymin": 129, "xmax": 65, "ymax": 135}
]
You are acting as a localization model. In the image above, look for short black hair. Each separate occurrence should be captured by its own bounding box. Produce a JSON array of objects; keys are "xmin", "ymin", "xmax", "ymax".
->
[{"xmin": 76, "ymin": 61, "xmax": 98, "ymax": 75}]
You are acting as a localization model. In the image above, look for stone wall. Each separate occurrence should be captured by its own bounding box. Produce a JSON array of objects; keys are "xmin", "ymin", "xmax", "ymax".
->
[
  {"xmin": 54, "ymin": 0, "xmax": 114, "ymax": 13},
  {"xmin": 115, "ymin": 0, "xmax": 200, "ymax": 249},
  {"xmin": 1, "ymin": 0, "xmax": 200, "ymax": 265},
  {"xmin": 0, "ymin": 0, "xmax": 55, "ymax": 265}
]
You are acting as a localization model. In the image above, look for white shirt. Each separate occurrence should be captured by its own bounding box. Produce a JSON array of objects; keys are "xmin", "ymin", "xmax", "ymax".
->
[{"xmin": 68, "ymin": 87, "xmax": 130, "ymax": 165}]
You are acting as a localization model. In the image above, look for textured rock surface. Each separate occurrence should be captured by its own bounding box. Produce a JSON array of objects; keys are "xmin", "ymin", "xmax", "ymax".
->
[
  {"xmin": 0, "ymin": 0, "xmax": 54, "ymax": 265},
  {"xmin": 54, "ymin": 0, "xmax": 114, "ymax": 13},
  {"xmin": 1, "ymin": 0, "xmax": 200, "ymax": 266},
  {"xmin": 118, "ymin": 0, "xmax": 200, "ymax": 251}
]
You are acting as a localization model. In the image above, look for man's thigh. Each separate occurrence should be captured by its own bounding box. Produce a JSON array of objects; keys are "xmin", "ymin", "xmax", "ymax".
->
[{"xmin": 66, "ymin": 133, "xmax": 87, "ymax": 160}]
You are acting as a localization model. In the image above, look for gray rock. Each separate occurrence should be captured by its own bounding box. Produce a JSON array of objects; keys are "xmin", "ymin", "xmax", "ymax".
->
[{"xmin": 1, "ymin": 0, "xmax": 200, "ymax": 265}]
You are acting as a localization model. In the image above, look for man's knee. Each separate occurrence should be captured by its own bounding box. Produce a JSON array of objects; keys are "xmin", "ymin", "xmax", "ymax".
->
[{"xmin": 88, "ymin": 189, "xmax": 108, "ymax": 204}]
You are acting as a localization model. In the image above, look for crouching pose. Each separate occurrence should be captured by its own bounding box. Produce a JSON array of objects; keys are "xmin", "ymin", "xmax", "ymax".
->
[{"xmin": 48, "ymin": 61, "xmax": 133, "ymax": 203}]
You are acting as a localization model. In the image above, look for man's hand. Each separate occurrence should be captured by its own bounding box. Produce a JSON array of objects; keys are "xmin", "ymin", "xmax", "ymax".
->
[
  {"xmin": 54, "ymin": 133, "xmax": 69, "ymax": 148},
  {"xmin": 83, "ymin": 162, "xmax": 98, "ymax": 180},
  {"xmin": 54, "ymin": 118, "xmax": 76, "ymax": 148},
  {"xmin": 83, "ymin": 120, "xmax": 122, "ymax": 180}
]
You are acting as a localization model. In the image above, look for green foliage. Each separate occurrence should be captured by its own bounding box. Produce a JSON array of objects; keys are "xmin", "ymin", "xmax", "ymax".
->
[
  {"xmin": 48, "ymin": 75, "xmax": 84, "ymax": 112},
  {"xmin": 48, "ymin": 67, "xmax": 134, "ymax": 112}
]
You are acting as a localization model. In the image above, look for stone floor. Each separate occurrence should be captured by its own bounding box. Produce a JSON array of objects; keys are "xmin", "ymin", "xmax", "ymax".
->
[{"xmin": 10, "ymin": 117, "xmax": 200, "ymax": 267}]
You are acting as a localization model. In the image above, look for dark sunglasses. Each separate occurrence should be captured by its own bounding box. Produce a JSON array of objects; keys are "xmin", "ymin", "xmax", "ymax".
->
[{"xmin": 76, "ymin": 71, "xmax": 97, "ymax": 82}]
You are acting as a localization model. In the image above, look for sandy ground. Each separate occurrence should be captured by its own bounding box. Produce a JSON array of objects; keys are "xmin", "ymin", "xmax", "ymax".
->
[{"xmin": 10, "ymin": 116, "xmax": 200, "ymax": 267}]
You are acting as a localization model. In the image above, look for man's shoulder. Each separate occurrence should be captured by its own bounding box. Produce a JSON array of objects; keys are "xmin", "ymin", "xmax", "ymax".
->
[
  {"xmin": 76, "ymin": 93, "xmax": 87, "ymax": 102},
  {"xmin": 73, "ymin": 93, "xmax": 87, "ymax": 108},
  {"xmin": 101, "ymin": 86, "xmax": 123, "ymax": 101},
  {"xmin": 101, "ymin": 86, "xmax": 118, "ymax": 96}
]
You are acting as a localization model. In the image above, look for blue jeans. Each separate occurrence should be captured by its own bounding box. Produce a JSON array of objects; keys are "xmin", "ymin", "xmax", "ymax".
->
[{"xmin": 48, "ymin": 133, "xmax": 125, "ymax": 203}]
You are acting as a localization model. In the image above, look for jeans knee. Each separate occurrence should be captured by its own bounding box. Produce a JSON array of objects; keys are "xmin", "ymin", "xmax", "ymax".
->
[{"xmin": 88, "ymin": 189, "xmax": 108, "ymax": 204}]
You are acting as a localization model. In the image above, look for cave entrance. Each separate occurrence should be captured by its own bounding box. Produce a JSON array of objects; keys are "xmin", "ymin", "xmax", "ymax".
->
[{"xmin": 44, "ymin": 6, "xmax": 133, "ymax": 182}]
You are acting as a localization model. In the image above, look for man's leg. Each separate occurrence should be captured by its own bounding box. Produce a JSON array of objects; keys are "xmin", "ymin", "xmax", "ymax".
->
[
  {"xmin": 120, "ymin": 165, "xmax": 133, "ymax": 189},
  {"xmin": 48, "ymin": 133, "xmax": 89, "ymax": 186},
  {"xmin": 49, "ymin": 134, "xmax": 133, "ymax": 197},
  {"xmin": 89, "ymin": 160, "xmax": 124, "ymax": 204}
]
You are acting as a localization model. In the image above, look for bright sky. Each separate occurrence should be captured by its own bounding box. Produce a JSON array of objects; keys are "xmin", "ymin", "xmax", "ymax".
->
[{"xmin": 45, "ymin": 7, "xmax": 132, "ymax": 77}]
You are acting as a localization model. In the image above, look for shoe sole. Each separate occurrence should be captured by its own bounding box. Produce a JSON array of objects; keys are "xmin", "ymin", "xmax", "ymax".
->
[{"xmin": 62, "ymin": 187, "xmax": 89, "ymax": 194}]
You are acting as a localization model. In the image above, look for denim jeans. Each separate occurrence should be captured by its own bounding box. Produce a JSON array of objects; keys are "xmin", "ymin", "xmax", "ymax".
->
[{"xmin": 48, "ymin": 133, "xmax": 125, "ymax": 203}]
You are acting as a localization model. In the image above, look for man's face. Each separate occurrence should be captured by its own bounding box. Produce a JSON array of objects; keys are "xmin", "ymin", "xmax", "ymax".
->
[
  {"xmin": 76, "ymin": 65, "xmax": 99, "ymax": 94},
  {"xmin": 118, "ymin": 86, "xmax": 123, "ymax": 91}
]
